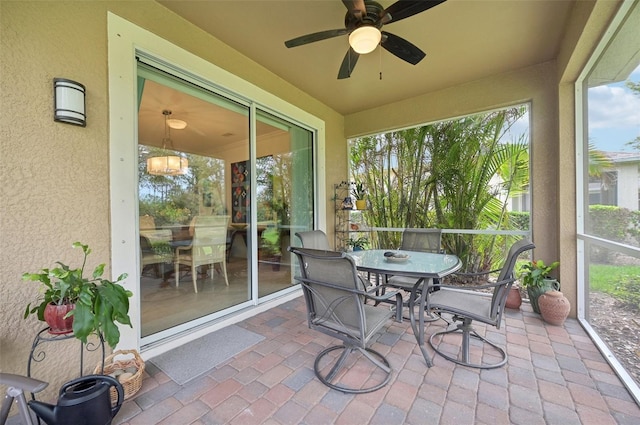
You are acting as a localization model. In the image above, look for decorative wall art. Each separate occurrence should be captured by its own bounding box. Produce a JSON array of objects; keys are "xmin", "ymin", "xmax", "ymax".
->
[{"xmin": 231, "ymin": 160, "xmax": 250, "ymax": 224}]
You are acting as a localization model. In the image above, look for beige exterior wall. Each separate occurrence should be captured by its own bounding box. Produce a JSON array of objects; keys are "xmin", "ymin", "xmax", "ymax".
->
[
  {"xmin": 0, "ymin": 0, "xmax": 622, "ymax": 398},
  {"xmin": 0, "ymin": 0, "xmax": 344, "ymax": 396}
]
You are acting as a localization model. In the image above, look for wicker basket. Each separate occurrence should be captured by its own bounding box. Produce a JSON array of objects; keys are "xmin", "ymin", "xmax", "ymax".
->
[{"xmin": 95, "ymin": 349, "xmax": 145, "ymax": 403}]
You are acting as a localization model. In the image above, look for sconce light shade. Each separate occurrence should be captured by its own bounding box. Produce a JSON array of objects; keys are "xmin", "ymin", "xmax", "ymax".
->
[
  {"xmin": 54, "ymin": 78, "xmax": 86, "ymax": 127},
  {"xmin": 147, "ymin": 155, "xmax": 189, "ymax": 176},
  {"xmin": 349, "ymin": 26, "xmax": 381, "ymax": 54}
]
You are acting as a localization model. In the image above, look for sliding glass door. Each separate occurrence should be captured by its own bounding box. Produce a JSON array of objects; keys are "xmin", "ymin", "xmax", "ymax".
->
[{"xmin": 136, "ymin": 62, "xmax": 315, "ymax": 342}]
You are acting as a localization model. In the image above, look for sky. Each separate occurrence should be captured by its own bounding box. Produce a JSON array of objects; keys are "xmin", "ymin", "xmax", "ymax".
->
[{"xmin": 588, "ymin": 64, "xmax": 640, "ymax": 153}]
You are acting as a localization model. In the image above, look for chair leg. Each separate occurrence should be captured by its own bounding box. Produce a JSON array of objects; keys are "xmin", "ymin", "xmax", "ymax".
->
[
  {"xmin": 313, "ymin": 345, "xmax": 392, "ymax": 394},
  {"xmin": 221, "ymin": 261, "xmax": 229, "ymax": 286},
  {"xmin": 191, "ymin": 263, "xmax": 198, "ymax": 293},
  {"xmin": 175, "ymin": 262, "xmax": 180, "ymax": 289},
  {"xmin": 428, "ymin": 318, "xmax": 507, "ymax": 369}
]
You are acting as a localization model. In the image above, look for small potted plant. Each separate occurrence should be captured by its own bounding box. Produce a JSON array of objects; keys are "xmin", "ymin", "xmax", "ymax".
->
[
  {"xmin": 23, "ymin": 242, "xmax": 133, "ymax": 348},
  {"xmin": 346, "ymin": 236, "xmax": 369, "ymax": 251},
  {"xmin": 351, "ymin": 182, "xmax": 367, "ymax": 210},
  {"xmin": 519, "ymin": 259, "xmax": 560, "ymax": 314},
  {"xmin": 260, "ymin": 226, "xmax": 282, "ymax": 271}
]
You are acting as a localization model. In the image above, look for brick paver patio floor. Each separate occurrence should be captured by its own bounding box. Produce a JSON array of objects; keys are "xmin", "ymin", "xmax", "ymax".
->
[{"xmin": 114, "ymin": 296, "xmax": 640, "ymax": 424}]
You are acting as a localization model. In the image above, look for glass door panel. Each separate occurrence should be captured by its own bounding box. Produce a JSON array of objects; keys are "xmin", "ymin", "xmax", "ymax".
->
[
  {"xmin": 255, "ymin": 110, "xmax": 314, "ymax": 298},
  {"xmin": 137, "ymin": 69, "xmax": 250, "ymax": 339}
]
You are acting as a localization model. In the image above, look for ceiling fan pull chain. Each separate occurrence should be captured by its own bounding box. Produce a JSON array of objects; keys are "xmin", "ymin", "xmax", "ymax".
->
[{"xmin": 379, "ymin": 44, "xmax": 383, "ymax": 80}]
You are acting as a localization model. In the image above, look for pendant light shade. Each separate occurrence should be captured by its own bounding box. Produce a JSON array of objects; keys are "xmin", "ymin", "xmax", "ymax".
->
[
  {"xmin": 146, "ymin": 110, "xmax": 189, "ymax": 176},
  {"xmin": 147, "ymin": 155, "xmax": 189, "ymax": 176}
]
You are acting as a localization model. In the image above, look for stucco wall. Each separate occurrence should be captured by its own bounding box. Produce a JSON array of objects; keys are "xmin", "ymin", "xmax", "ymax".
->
[{"xmin": 0, "ymin": 0, "xmax": 344, "ymax": 399}]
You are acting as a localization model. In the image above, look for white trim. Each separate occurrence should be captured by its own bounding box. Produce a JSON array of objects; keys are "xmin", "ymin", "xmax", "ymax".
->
[{"xmin": 107, "ymin": 12, "xmax": 324, "ymax": 352}]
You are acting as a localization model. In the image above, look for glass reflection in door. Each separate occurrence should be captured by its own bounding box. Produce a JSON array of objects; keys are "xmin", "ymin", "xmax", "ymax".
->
[
  {"xmin": 255, "ymin": 110, "xmax": 314, "ymax": 298},
  {"xmin": 137, "ymin": 69, "xmax": 250, "ymax": 339}
]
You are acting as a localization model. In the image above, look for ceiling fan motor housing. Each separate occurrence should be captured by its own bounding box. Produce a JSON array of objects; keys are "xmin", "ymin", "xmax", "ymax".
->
[{"xmin": 344, "ymin": 1, "xmax": 385, "ymax": 31}]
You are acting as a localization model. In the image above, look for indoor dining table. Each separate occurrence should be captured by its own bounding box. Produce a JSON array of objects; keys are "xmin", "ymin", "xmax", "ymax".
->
[{"xmin": 348, "ymin": 249, "xmax": 462, "ymax": 367}]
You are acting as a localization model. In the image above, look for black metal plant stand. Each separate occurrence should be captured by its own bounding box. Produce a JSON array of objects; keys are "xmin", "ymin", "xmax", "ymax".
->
[{"xmin": 27, "ymin": 327, "xmax": 105, "ymax": 390}]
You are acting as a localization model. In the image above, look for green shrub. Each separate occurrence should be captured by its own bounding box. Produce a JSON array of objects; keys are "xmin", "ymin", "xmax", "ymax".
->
[
  {"xmin": 614, "ymin": 275, "xmax": 640, "ymax": 312},
  {"xmin": 588, "ymin": 205, "xmax": 630, "ymax": 242},
  {"xmin": 508, "ymin": 211, "xmax": 530, "ymax": 231}
]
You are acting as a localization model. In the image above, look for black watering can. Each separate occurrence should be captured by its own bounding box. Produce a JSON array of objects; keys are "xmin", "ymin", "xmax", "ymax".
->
[{"xmin": 28, "ymin": 375, "xmax": 123, "ymax": 425}]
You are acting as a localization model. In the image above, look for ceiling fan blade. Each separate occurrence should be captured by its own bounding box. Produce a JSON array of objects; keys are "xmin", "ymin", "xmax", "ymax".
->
[
  {"xmin": 342, "ymin": 0, "xmax": 366, "ymax": 16},
  {"xmin": 381, "ymin": 31, "xmax": 426, "ymax": 65},
  {"xmin": 337, "ymin": 47, "xmax": 360, "ymax": 79},
  {"xmin": 285, "ymin": 28, "xmax": 349, "ymax": 48},
  {"xmin": 382, "ymin": 0, "xmax": 447, "ymax": 25}
]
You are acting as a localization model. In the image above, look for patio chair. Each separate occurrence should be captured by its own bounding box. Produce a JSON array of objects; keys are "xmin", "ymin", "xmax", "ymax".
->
[
  {"xmin": 175, "ymin": 215, "xmax": 230, "ymax": 293},
  {"xmin": 288, "ymin": 247, "xmax": 403, "ymax": 393},
  {"xmin": 296, "ymin": 230, "xmax": 382, "ymax": 299},
  {"xmin": 386, "ymin": 228, "xmax": 443, "ymax": 318},
  {"xmin": 426, "ymin": 238, "xmax": 535, "ymax": 369},
  {"xmin": 294, "ymin": 230, "xmax": 331, "ymax": 250},
  {"xmin": 0, "ymin": 373, "xmax": 48, "ymax": 425}
]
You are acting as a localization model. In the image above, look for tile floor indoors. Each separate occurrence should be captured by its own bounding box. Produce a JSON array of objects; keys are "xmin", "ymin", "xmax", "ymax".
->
[{"xmin": 113, "ymin": 295, "xmax": 640, "ymax": 425}]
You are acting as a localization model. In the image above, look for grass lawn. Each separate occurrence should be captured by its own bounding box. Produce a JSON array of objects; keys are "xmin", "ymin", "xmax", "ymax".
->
[{"xmin": 589, "ymin": 263, "xmax": 640, "ymax": 309}]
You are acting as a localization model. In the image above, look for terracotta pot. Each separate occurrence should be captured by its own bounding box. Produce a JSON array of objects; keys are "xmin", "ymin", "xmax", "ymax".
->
[
  {"xmin": 505, "ymin": 286, "xmax": 522, "ymax": 309},
  {"xmin": 527, "ymin": 278, "xmax": 560, "ymax": 313},
  {"xmin": 538, "ymin": 290, "xmax": 570, "ymax": 326},
  {"xmin": 44, "ymin": 303, "xmax": 75, "ymax": 335}
]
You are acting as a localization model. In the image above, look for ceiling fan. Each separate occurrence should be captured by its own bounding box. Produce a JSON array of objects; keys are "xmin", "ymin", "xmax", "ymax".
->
[{"xmin": 284, "ymin": 0, "xmax": 447, "ymax": 79}]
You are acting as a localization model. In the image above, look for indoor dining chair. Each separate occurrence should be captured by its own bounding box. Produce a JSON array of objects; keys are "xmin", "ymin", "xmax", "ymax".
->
[{"xmin": 175, "ymin": 215, "xmax": 230, "ymax": 293}]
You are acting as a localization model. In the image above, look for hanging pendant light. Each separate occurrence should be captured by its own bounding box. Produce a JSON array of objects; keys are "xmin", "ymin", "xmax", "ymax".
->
[{"xmin": 146, "ymin": 110, "xmax": 189, "ymax": 176}]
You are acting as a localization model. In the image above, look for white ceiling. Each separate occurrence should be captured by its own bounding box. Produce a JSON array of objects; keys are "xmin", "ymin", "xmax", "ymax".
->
[{"xmin": 157, "ymin": 0, "xmax": 575, "ymax": 115}]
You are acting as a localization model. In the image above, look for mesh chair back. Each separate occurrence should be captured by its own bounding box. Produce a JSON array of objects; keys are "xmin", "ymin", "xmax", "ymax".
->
[
  {"xmin": 290, "ymin": 247, "xmax": 367, "ymax": 335},
  {"xmin": 191, "ymin": 215, "xmax": 229, "ymax": 263},
  {"xmin": 400, "ymin": 228, "xmax": 442, "ymax": 253},
  {"xmin": 295, "ymin": 230, "xmax": 331, "ymax": 250},
  {"xmin": 489, "ymin": 239, "xmax": 535, "ymax": 317}
]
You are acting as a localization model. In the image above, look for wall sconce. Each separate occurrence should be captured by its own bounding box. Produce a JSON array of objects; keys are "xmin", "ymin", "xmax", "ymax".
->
[{"xmin": 54, "ymin": 78, "xmax": 86, "ymax": 127}]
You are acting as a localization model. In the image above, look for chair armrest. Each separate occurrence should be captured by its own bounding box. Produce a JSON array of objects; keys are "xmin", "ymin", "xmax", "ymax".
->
[
  {"xmin": 294, "ymin": 276, "xmax": 404, "ymax": 322},
  {"xmin": 365, "ymin": 285, "xmax": 404, "ymax": 322},
  {"xmin": 0, "ymin": 373, "xmax": 48, "ymax": 393},
  {"xmin": 427, "ymin": 276, "xmax": 515, "ymax": 292},
  {"xmin": 452, "ymin": 268, "xmax": 502, "ymax": 278}
]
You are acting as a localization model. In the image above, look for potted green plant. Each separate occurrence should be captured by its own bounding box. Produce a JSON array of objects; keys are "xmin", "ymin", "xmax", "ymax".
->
[
  {"xmin": 519, "ymin": 259, "xmax": 560, "ymax": 314},
  {"xmin": 346, "ymin": 236, "xmax": 369, "ymax": 251},
  {"xmin": 260, "ymin": 226, "xmax": 282, "ymax": 270},
  {"xmin": 23, "ymin": 242, "xmax": 133, "ymax": 348},
  {"xmin": 351, "ymin": 182, "xmax": 367, "ymax": 210}
]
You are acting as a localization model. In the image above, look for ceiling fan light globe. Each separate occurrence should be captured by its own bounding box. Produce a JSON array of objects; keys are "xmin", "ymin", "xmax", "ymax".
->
[{"xmin": 349, "ymin": 26, "xmax": 381, "ymax": 54}]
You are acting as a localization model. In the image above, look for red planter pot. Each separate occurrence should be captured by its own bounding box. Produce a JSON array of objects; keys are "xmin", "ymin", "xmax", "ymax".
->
[
  {"xmin": 505, "ymin": 286, "xmax": 522, "ymax": 310},
  {"xmin": 44, "ymin": 303, "xmax": 75, "ymax": 335}
]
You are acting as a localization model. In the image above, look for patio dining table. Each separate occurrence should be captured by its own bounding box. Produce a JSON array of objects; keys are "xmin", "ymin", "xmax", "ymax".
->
[{"xmin": 348, "ymin": 249, "xmax": 462, "ymax": 367}]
